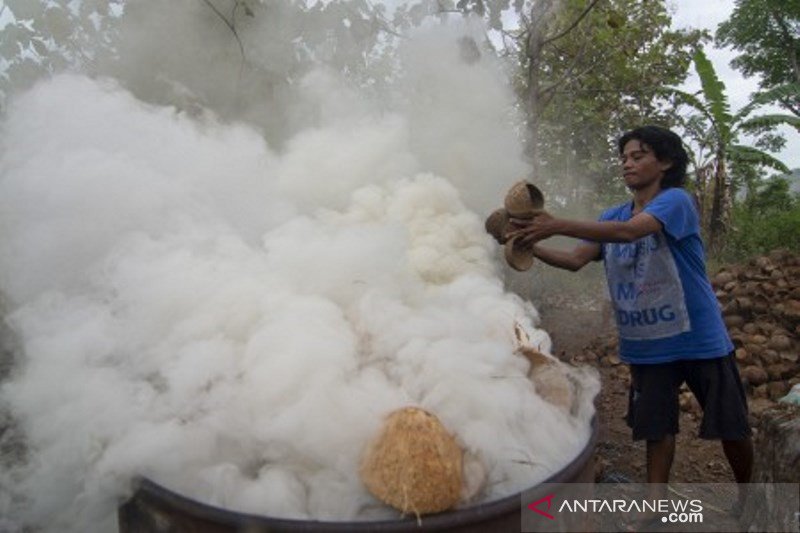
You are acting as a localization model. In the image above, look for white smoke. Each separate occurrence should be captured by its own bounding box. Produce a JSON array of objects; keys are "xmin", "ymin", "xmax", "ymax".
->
[{"xmin": 0, "ymin": 20, "xmax": 597, "ymax": 533}]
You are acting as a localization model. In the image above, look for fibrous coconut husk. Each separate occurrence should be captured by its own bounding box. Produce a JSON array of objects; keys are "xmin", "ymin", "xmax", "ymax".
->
[{"xmin": 360, "ymin": 407, "xmax": 463, "ymax": 515}]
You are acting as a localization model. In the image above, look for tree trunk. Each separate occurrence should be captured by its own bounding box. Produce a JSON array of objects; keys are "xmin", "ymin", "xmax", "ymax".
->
[
  {"xmin": 708, "ymin": 154, "xmax": 730, "ymax": 253},
  {"xmin": 525, "ymin": 3, "xmax": 547, "ymax": 179},
  {"xmin": 694, "ymin": 163, "xmax": 711, "ymax": 234}
]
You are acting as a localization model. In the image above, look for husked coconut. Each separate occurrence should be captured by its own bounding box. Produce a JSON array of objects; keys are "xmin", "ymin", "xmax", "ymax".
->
[{"xmin": 360, "ymin": 407, "xmax": 463, "ymax": 515}]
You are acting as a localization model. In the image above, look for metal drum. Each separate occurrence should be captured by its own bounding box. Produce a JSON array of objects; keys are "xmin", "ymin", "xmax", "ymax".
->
[{"xmin": 118, "ymin": 417, "xmax": 597, "ymax": 532}]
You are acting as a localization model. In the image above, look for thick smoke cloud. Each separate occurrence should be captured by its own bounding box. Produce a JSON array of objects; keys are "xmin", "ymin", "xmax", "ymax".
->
[{"xmin": 0, "ymin": 16, "xmax": 597, "ymax": 533}]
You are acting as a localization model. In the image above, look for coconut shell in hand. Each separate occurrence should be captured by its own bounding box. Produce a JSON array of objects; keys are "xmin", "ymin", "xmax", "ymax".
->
[
  {"xmin": 360, "ymin": 407, "xmax": 463, "ymax": 515},
  {"xmin": 485, "ymin": 207, "xmax": 510, "ymax": 244},
  {"xmin": 505, "ymin": 235, "xmax": 534, "ymax": 271},
  {"xmin": 504, "ymin": 181, "xmax": 544, "ymax": 218}
]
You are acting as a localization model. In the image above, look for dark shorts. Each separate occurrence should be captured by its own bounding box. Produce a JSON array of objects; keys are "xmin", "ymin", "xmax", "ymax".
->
[{"xmin": 625, "ymin": 354, "xmax": 752, "ymax": 441}]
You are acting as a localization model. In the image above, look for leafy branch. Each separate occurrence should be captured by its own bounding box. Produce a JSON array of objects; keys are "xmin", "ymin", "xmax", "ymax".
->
[
  {"xmin": 199, "ymin": 0, "xmax": 247, "ymax": 79},
  {"xmin": 540, "ymin": 0, "xmax": 603, "ymax": 47}
]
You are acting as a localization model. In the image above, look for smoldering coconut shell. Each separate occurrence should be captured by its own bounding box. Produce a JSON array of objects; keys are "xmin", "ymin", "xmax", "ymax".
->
[
  {"xmin": 360, "ymin": 407, "xmax": 463, "ymax": 515},
  {"xmin": 518, "ymin": 344, "xmax": 574, "ymax": 411},
  {"xmin": 530, "ymin": 361, "xmax": 574, "ymax": 411}
]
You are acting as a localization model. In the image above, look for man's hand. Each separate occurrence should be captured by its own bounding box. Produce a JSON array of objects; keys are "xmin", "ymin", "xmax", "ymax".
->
[
  {"xmin": 505, "ymin": 210, "xmax": 662, "ymax": 245},
  {"xmin": 505, "ymin": 210, "xmax": 559, "ymax": 243}
]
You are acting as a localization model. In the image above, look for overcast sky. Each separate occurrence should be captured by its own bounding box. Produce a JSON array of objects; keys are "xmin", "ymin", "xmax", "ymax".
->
[{"xmin": 671, "ymin": 0, "xmax": 800, "ymax": 171}]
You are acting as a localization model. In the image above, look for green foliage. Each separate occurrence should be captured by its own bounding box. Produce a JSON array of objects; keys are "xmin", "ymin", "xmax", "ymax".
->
[
  {"xmin": 746, "ymin": 176, "xmax": 797, "ymax": 213},
  {"xmin": 669, "ymin": 48, "xmax": 795, "ymax": 250},
  {"xmin": 740, "ymin": 113, "xmax": 800, "ymax": 132},
  {"xmin": 718, "ymin": 178, "xmax": 800, "ymax": 261},
  {"xmin": 729, "ymin": 145, "xmax": 789, "ymax": 174},
  {"xmin": 716, "ymin": 0, "xmax": 800, "ymax": 116},
  {"xmin": 0, "ymin": 0, "xmax": 121, "ymax": 111},
  {"xmin": 736, "ymin": 82, "xmax": 800, "ymax": 119},
  {"xmin": 523, "ymin": 0, "xmax": 706, "ymax": 209},
  {"xmin": 691, "ymin": 48, "xmax": 732, "ymax": 140}
]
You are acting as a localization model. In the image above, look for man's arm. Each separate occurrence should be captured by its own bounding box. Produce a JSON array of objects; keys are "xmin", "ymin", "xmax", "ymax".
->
[
  {"xmin": 512, "ymin": 211, "xmax": 662, "ymax": 244},
  {"xmin": 532, "ymin": 242, "xmax": 601, "ymax": 272}
]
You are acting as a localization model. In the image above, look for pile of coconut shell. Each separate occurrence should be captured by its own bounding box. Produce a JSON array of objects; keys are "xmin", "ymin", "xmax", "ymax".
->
[
  {"xmin": 713, "ymin": 248, "xmax": 800, "ymax": 402},
  {"xmin": 575, "ymin": 248, "xmax": 800, "ymax": 412}
]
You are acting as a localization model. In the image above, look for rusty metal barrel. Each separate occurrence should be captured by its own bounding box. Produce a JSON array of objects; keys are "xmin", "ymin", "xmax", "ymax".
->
[{"xmin": 118, "ymin": 417, "xmax": 597, "ymax": 532}]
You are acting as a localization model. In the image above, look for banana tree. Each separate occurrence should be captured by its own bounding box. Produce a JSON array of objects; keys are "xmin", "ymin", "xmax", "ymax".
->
[{"xmin": 668, "ymin": 49, "xmax": 800, "ymax": 252}]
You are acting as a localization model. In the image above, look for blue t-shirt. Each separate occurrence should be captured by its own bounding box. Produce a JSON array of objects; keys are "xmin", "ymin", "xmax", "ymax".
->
[{"xmin": 598, "ymin": 188, "xmax": 733, "ymax": 364}]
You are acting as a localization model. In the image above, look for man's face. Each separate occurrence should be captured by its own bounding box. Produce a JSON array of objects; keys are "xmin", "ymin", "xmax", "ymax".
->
[{"xmin": 620, "ymin": 139, "xmax": 672, "ymax": 190}]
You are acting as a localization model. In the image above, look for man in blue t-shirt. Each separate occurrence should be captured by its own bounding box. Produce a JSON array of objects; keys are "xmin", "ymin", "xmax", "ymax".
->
[{"xmin": 509, "ymin": 125, "xmax": 752, "ymax": 496}]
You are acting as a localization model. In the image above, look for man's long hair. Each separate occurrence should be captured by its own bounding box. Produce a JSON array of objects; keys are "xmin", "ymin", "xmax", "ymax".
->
[{"xmin": 618, "ymin": 125, "xmax": 689, "ymax": 189}]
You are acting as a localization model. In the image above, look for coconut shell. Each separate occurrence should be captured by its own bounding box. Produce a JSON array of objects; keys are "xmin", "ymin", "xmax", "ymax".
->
[
  {"xmin": 752, "ymin": 295, "xmax": 770, "ymax": 313},
  {"xmin": 741, "ymin": 365, "xmax": 769, "ymax": 387},
  {"xmin": 730, "ymin": 333, "xmax": 746, "ymax": 348},
  {"xmin": 761, "ymin": 349, "xmax": 780, "ymax": 365},
  {"xmin": 746, "ymin": 343, "xmax": 764, "ymax": 358},
  {"xmin": 724, "ymin": 315, "xmax": 745, "ymax": 329},
  {"xmin": 713, "ymin": 271, "xmax": 735, "ymax": 286},
  {"xmin": 767, "ymin": 381, "xmax": 789, "ymax": 400},
  {"xmin": 767, "ymin": 363, "xmax": 794, "ymax": 381},
  {"xmin": 768, "ymin": 334, "xmax": 792, "ymax": 351},
  {"xmin": 360, "ymin": 407, "xmax": 463, "ymax": 515},
  {"xmin": 514, "ymin": 322, "xmax": 531, "ymax": 346},
  {"xmin": 484, "ymin": 208, "xmax": 510, "ymax": 244},
  {"xmin": 513, "ymin": 324, "xmax": 574, "ymax": 411},
  {"xmin": 530, "ymin": 361, "xmax": 574, "ymax": 411},
  {"xmin": 517, "ymin": 345, "xmax": 552, "ymax": 368},
  {"xmin": 504, "ymin": 181, "xmax": 545, "ymax": 218},
  {"xmin": 736, "ymin": 297, "xmax": 753, "ymax": 312},
  {"xmin": 735, "ymin": 347, "xmax": 751, "ymax": 365},
  {"xmin": 731, "ymin": 285, "xmax": 750, "ymax": 297},
  {"xmin": 504, "ymin": 235, "xmax": 534, "ymax": 271},
  {"xmin": 742, "ymin": 323, "xmax": 758, "ymax": 334}
]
